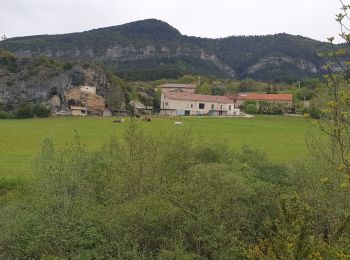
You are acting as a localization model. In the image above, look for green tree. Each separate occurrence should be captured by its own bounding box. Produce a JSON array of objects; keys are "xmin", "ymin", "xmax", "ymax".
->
[
  {"xmin": 195, "ymin": 82, "xmax": 211, "ymax": 94},
  {"xmin": 250, "ymin": 196, "xmax": 317, "ymax": 259},
  {"xmin": 153, "ymin": 89, "xmax": 161, "ymax": 112},
  {"xmin": 239, "ymin": 78, "xmax": 258, "ymax": 92},
  {"xmin": 308, "ymin": 2, "xmax": 350, "ymax": 178},
  {"xmin": 244, "ymin": 102, "xmax": 258, "ymax": 114},
  {"xmin": 305, "ymin": 1, "xmax": 350, "ymax": 249}
]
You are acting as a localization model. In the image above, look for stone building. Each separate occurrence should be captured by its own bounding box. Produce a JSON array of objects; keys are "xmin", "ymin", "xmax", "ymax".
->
[
  {"xmin": 160, "ymin": 92, "xmax": 239, "ymax": 116},
  {"xmin": 65, "ymin": 85, "xmax": 105, "ymax": 116},
  {"xmin": 231, "ymin": 93, "xmax": 293, "ymax": 107}
]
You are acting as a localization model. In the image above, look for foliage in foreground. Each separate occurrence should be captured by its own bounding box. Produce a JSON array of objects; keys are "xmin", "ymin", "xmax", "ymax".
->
[{"xmin": 0, "ymin": 121, "xmax": 350, "ymax": 259}]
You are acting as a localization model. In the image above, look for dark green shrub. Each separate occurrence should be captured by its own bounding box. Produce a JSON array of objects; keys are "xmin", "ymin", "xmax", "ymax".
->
[
  {"xmin": 0, "ymin": 110, "xmax": 9, "ymax": 119},
  {"xmin": 302, "ymin": 106, "xmax": 321, "ymax": 119},
  {"xmin": 63, "ymin": 62, "xmax": 73, "ymax": 70},
  {"xmin": 14, "ymin": 103, "xmax": 35, "ymax": 119},
  {"xmin": 82, "ymin": 62, "xmax": 91, "ymax": 69},
  {"xmin": 152, "ymin": 89, "xmax": 161, "ymax": 112},
  {"xmin": 1, "ymin": 103, "xmax": 50, "ymax": 119},
  {"xmin": 6, "ymin": 80, "xmax": 14, "ymax": 86},
  {"xmin": 7, "ymin": 61, "xmax": 19, "ymax": 73},
  {"xmin": 34, "ymin": 104, "xmax": 51, "ymax": 118},
  {"xmin": 70, "ymin": 71, "xmax": 85, "ymax": 86},
  {"xmin": 245, "ymin": 103, "xmax": 258, "ymax": 114},
  {"xmin": 272, "ymin": 108, "xmax": 283, "ymax": 115}
]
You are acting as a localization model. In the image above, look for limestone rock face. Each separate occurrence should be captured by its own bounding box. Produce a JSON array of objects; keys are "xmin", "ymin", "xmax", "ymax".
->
[
  {"xmin": 49, "ymin": 95, "xmax": 61, "ymax": 112},
  {"xmin": 65, "ymin": 87, "xmax": 81, "ymax": 100},
  {"xmin": 0, "ymin": 59, "xmax": 112, "ymax": 111},
  {"xmin": 247, "ymin": 56, "xmax": 318, "ymax": 74},
  {"xmin": 80, "ymin": 92, "xmax": 105, "ymax": 115}
]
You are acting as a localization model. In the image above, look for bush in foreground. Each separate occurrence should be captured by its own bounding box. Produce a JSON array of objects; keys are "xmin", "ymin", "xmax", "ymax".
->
[{"xmin": 0, "ymin": 121, "xmax": 349, "ymax": 259}]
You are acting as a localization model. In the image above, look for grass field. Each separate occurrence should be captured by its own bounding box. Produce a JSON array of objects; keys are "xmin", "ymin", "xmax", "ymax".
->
[{"xmin": 0, "ymin": 115, "xmax": 311, "ymax": 180}]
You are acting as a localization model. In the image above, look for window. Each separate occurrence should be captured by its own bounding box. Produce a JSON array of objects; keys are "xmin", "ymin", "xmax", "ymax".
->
[
  {"xmin": 191, "ymin": 104, "xmax": 193, "ymax": 108},
  {"xmin": 211, "ymin": 104, "xmax": 214, "ymax": 109},
  {"xmin": 220, "ymin": 105, "xmax": 222, "ymax": 110},
  {"xmin": 229, "ymin": 105, "xmax": 232, "ymax": 111},
  {"xmin": 199, "ymin": 103, "xmax": 205, "ymax": 109}
]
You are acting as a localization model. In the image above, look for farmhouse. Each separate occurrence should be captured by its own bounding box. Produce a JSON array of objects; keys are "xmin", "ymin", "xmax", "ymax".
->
[
  {"xmin": 233, "ymin": 93, "xmax": 293, "ymax": 107},
  {"xmin": 160, "ymin": 92, "xmax": 239, "ymax": 116},
  {"xmin": 230, "ymin": 93, "xmax": 294, "ymax": 114},
  {"xmin": 156, "ymin": 83, "xmax": 197, "ymax": 93}
]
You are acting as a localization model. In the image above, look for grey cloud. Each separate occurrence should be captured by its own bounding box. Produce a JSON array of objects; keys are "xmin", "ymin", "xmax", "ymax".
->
[{"xmin": 0, "ymin": 0, "xmax": 343, "ymax": 42}]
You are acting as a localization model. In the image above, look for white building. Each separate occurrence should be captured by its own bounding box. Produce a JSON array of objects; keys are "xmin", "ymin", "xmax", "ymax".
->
[{"xmin": 160, "ymin": 92, "xmax": 239, "ymax": 116}]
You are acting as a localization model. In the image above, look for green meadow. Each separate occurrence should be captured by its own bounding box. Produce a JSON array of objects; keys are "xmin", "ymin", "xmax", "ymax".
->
[{"xmin": 0, "ymin": 115, "xmax": 310, "ymax": 181}]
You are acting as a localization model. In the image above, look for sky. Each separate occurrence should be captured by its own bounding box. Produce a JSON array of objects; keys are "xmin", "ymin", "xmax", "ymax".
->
[{"xmin": 0, "ymin": 0, "xmax": 344, "ymax": 42}]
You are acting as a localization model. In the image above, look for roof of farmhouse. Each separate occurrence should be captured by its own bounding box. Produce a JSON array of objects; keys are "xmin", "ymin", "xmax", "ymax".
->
[
  {"xmin": 164, "ymin": 92, "xmax": 233, "ymax": 104},
  {"xmin": 232, "ymin": 93, "xmax": 293, "ymax": 101},
  {"xmin": 158, "ymin": 84, "xmax": 197, "ymax": 89}
]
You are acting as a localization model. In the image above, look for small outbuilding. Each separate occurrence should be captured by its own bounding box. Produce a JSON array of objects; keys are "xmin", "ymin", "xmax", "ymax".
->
[{"xmin": 70, "ymin": 105, "xmax": 87, "ymax": 116}]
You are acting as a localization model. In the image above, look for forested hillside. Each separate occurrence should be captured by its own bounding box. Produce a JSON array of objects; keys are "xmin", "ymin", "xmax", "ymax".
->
[{"xmin": 0, "ymin": 19, "xmax": 331, "ymax": 81}]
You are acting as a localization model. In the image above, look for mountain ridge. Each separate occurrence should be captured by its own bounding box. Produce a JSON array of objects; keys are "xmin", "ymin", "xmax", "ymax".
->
[
  {"xmin": 0, "ymin": 18, "xmax": 332, "ymax": 81},
  {"xmin": 6, "ymin": 19, "xmax": 328, "ymax": 43}
]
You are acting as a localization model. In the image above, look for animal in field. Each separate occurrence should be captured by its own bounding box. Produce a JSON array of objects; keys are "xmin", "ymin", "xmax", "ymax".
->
[
  {"xmin": 174, "ymin": 121, "xmax": 183, "ymax": 126},
  {"xmin": 142, "ymin": 116, "xmax": 151, "ymax": 122},
  {"xmin": 113, "ymin": 118, "xmax": 124, "ymax": 123}
]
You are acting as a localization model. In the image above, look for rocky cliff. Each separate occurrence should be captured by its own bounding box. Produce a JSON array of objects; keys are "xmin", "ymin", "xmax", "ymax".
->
[{"xmin": 0, "ymin": 53, "xmax": 120, "ymax": 112}]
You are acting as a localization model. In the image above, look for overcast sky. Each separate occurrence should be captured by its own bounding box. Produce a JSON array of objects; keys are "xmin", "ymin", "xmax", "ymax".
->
[{"xmin": 0, "ymin": 0, "xmax": 344, "ymax": 42}]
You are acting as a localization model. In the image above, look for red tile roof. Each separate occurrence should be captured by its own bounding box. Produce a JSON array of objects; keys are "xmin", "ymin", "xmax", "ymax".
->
[
  {"xmin": 164, "ymin": 92, "xmax": 233, "ymax": 104},
  {"xmin": 158, "ymin": 84, "xmax": 197, "ymax": 89},
  {"xmin": 235, "ymin": 93, "xmax": 293, "ymax": 102}
]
